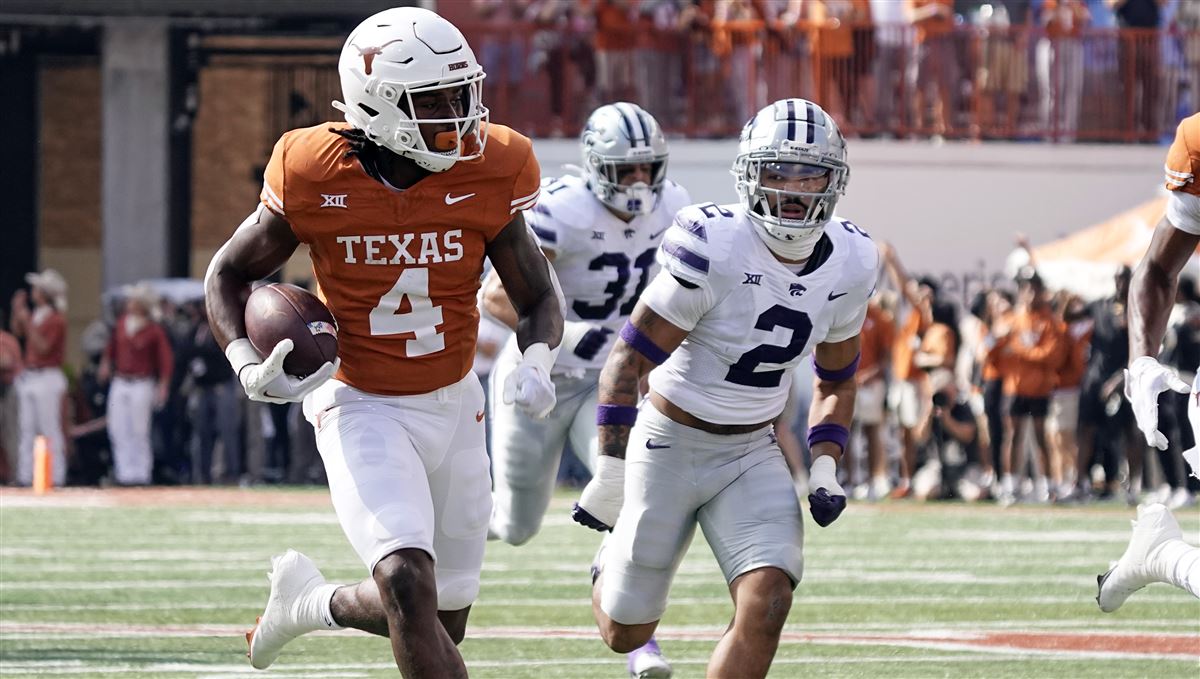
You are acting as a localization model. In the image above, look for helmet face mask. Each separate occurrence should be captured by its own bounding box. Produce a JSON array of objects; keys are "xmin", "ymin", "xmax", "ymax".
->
[
  {"xmin": 334, "ymin": 7, "xmax": 490, "ymax": 173},
  {"xmin": 732, "ymin": 99, "xmax": 849, "ymax": 258},
  {"xmin": 581, "ymin": 103, "xmax": 669, "ymax": 216}
]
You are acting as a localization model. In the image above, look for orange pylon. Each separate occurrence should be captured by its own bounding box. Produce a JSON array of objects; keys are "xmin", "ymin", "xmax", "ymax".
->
[{"xmin": 32, "ymin": 435, "xmax": 52, "ymax": 495}]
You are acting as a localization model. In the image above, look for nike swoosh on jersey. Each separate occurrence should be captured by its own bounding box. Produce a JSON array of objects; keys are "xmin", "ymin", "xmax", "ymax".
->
[
  {"xmin": 445, "ymin": 192, "xmax": 476, "ymax": 205},
  {"xmin": 827, "ymin": 291, "xmax": 849, "ymax": 301},
  {"xmin": 645, "ymin": 441, "xmax": 670, "ymax": 449},
  {"xmin": 648, "ymin": 229, "xmax": 667, "ymax": 239}
]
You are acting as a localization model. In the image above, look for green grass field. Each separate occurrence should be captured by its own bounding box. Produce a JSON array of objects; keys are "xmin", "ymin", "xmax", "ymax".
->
[{"xmin": 1, "ymin": 487, "xmax": 1197, "ymax": 678}]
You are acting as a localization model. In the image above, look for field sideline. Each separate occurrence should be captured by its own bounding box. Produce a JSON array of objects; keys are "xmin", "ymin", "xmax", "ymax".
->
[{"xmin": 1, "ymin": 487, "xmax": 1197, "ymax": 678}]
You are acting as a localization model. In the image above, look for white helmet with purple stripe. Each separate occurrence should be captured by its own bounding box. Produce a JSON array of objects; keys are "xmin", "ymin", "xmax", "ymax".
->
[
  {"xmin": 733, "ymin": 99, "xmax": 849, "ymax": 258},
  {"xmin": 581, "ymin": 102, "xmax": 669, "ymax": 216}
]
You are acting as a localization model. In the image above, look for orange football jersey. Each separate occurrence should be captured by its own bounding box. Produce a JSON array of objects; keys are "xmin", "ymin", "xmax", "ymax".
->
[
  {"xmin": 1165, "ymin": 112, "xmax": 1200, "ymax": 196},
  {"xmin": 260, "ymin": 122, "xmax": 540, "ymax": 395}
]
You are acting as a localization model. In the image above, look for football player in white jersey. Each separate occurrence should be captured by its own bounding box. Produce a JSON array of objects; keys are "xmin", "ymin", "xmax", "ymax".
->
[
  {"xmin": 571, "ymin": 99, "xmax": 878, "ymax": 678},
  {"xmin": 483, "ymin": 102, "xmax": 687, "ymax": 678},
  {"xmin": 1096, "ymin": 113, "xmax": 1200, "ymax": 611}
]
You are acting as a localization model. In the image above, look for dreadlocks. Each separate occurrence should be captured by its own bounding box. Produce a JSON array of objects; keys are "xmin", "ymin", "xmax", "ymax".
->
[{"xmin": 329, "ymin": 127, "xmax": 384, "ymax": 182}]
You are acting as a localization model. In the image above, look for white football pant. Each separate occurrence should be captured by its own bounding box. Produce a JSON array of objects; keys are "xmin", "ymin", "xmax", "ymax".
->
[
  {"xmin": 600, "ymin": 402, "xmax": 804, "ymax": 625},
  {"xmin": 107, "ymin": 376, "xmax": 156, "ymax": 485},
  {"xmin": 16, "ymin": 368, "xmax": 66, "ymax": 486},
  {"xmin": 488, "ymin": 347, "xmax": 600, "ymax": 546},
  {"xmin": 304, "ymin": 373, "xmax": 491, "ymax": 611}
]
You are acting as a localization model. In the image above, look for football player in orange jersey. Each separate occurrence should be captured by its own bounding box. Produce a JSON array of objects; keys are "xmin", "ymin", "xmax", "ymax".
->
[
  {"xmin": 204, "ymin": 8, "xmax": 563, "ymax": 677},
  {"xmin": 1096, "ymin": 113, "xmax": 1200, "ymax": 612}
]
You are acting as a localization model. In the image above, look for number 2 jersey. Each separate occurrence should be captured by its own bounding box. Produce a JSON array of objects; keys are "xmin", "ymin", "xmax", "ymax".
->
[
  {"xmin": 527, "ymin": 174, "xmax": 692, "ymax": 373},
  {"xmin": 260, "ymin": 122, "xmax": 541, "ymax": 395},
  {"xmin": 639, "ymin": 204, "xmax": 880, "ymax": 425}
]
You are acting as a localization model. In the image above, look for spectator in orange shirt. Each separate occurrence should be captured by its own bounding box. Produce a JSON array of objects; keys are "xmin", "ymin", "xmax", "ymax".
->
[
  {"xmin": 1037, "ymin": 0, "xmax": 1090, "ymax": 142},
  {"xmin": 713, "ymin": 0, "xmax": 768, "ymax": 128},
  {"xmin": 10, "ymin": 270, "xmax": 69, "ymax": 488},
  {"xmin": 851, "ymin": 298, "xmax": 894, "ymax": 499},
  {"xmin": 909, "ymin": 0, "xmax": 961, "ymax": 137},
  {"xmin": 99, "ymin": 283, "xmax": 174, "ymax": 486},
  {"xmin": 991, "ymin": 269, "xmax": 1064, "ymax": 505},
  {"xmin": 809, "ymin": 0, "xmax": 873, "ymax": 127},
  {"xmin": 880, "ymin": 242, "xmax": 935, "ymax": 497},
  {"xmin": 0, "ymin": 309, "xmax": 22, "ymax": 483},
  {"xmin": 1048, "ymin": 292, "xmax": 1091, "ymax": 498},
  {"xmin": 592, "ymin": 0, "xmax": 640, "ymax": 102}
]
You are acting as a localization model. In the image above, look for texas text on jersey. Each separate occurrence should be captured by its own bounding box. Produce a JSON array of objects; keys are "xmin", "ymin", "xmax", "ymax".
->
[
  {"xmin": 640, "ymin": 201, "xmax": 879, "ymax": 425},
  {"xmin": 525, "ymin": 174, "xmax": 692, "ymax": 372},
  {"xmin": 261, "ymin": 121, "xmax": 540, "ymax": 395}
]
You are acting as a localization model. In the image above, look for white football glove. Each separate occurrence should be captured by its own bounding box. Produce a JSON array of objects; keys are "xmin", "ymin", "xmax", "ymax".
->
[
  {"xmin": 225, "ymin": 337, "xmax": 338, "ymax": 405},
  {"xmin": 1125, "ymin": 356, "xmax": 1191, "ymax": 451},
  {"xmin": 502, "ymin": 342, "xmax": 558, "ymax": 418},
  {"xmin": 572, "ymin": 455, "xmax": 624, "ymax": 532}
]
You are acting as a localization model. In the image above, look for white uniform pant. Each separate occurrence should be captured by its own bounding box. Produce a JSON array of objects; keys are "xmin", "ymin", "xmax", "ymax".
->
[
  {"xmin": 107, "ymin": 376, "xmax": 156, "ymax": 485},
  {"xmin": 304, "ymin": 373, "xmax": 491, "ymax": 612},
  {"xmin": 489, "ymin": 353, "xmax": 600, "ymax": 546},
  {"xmin": 600, "ymin": 402, "xmax": 804, "ymax": 625},
  {"xmin": 16, "ymin": 368, "xmax": 67, "ymax": 486}
]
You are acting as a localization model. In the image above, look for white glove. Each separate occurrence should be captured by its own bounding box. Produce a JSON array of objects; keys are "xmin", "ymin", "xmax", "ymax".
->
[
  {"xmin": 502, "ymin": 342, "xmax": 558, "ymax": 418},
  {"xmin": 572, "ymin": 455, "xmax": 625, "ymax": 531},
  {"xmin": 1124, "ymin": 356, "xmax": 1191, "ymax": 450},
  {"xmin": 225, "ymin": 338, "xmax": 338, "ymax": 405}
]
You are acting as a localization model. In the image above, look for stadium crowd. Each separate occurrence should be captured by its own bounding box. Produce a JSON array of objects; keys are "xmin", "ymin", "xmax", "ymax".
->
[
  {"xmin": 3, "ymin": 237, "xmax": 1195, "ymax": 509},
  {"xmin": 463, "ymin": 0, "xmax": 1200, "ymax": 141}
]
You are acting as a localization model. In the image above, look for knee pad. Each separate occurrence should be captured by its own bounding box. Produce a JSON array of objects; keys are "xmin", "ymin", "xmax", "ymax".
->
[{"xmin": 437, "ymin": 570, "xmax": 480, "ymax": 612}]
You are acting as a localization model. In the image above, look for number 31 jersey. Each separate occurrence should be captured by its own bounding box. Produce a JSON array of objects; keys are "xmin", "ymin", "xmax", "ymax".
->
[
  {"xmin": 527, "ymin": 174, "xmax": 692, "ymax": 372},
  {"xmin": 640, "ymin": 204, "xmax": 879, "ymax": 425},
  {"xmin": 260, "ymin": 122, "xmax": 541, "ymax": 396}
]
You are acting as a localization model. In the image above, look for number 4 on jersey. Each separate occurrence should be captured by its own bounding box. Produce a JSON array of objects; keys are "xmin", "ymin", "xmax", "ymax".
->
[{"xmin": 369, "ymin": 268, "xmax": 445, "ymax": 357}]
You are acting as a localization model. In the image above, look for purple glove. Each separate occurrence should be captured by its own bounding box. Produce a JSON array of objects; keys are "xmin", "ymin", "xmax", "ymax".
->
[
  {"xmin": 808, "ymin": 488, "xmax": 847, "ymax": 527},
  {"xmin": 573, "ymin": 326, "xmax": 615, "ymax": 361}
]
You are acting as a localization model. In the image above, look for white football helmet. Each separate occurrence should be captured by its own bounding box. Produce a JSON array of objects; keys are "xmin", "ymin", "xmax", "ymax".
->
[
  {"xmin": 333, "ymin": 7, "xmax": 488, "ymax": 173},
  {"xmin": 581, "ymin": 103, "xmax": 669, "ymax": 216},
  {"xmin": 732, "ymin": 99, "xmax": 849, "ymax": 259}
]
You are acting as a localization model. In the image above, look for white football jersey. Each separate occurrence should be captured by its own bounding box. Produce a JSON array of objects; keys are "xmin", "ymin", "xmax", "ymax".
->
[
  {"xmin": 525, "ymin": 174, "xmax": 692, "ymax": 371},
  {"xmin": 640, "ymin": 203, "xmax": 879, "ymax": 425}
]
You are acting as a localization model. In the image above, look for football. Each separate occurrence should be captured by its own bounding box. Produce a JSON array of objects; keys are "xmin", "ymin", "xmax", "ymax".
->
[{"xmin": 244, "ymin": 283, "xmax": 338, "ymax": 378}]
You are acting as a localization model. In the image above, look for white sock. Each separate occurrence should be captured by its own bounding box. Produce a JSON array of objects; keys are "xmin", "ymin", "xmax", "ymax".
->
[
  {"xmin": 1150, "ymin": 539, "xmax": 1200, "ymax": 600},
  {"xmin": 304, "ymin": 583, "xmax": 343, "ymax": 630},
  {"xmin": 1001, "ymin": 474, "xmax": 1014, "ymax": 494}
]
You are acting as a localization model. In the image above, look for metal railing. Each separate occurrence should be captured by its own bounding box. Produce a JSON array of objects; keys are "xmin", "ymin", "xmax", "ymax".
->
[{"xmin": 457, "ymin": 21, "xmax": 1199, "ymax": 143}]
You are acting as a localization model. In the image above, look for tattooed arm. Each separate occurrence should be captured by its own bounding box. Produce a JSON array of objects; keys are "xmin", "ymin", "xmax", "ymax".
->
[
  {"xmin": 597, "ymin": 304, "xmax": 690, "ymax": 460},
  {"xmin": 573, "ymin": 301, "xmax": 689, "ymax": 532}
]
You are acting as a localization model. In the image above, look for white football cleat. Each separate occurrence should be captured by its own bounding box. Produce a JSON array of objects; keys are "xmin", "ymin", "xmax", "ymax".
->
[
  {"xmin": 627, "ymin": 637, "xmax": 672, "ymax": 678},
  {"xmin": 247, "ymin": 550, "xmax": 330, "ymax": 669},
  {"xmin": 1096, "ymin": 503, "xmax": 1182, "ymax": 613}
]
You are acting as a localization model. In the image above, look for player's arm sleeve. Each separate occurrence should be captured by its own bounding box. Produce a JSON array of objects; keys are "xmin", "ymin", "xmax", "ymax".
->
[
  {"xmin": 1164, "ymin": 117, "xmax": 1198, "ymax": 195},
  {"xmin": 825, "ymin": 241, "xmax": 879, "ymax": 342},
  {"xmin": 1166, "ymin": 191, "xmax": 1200, "ymax": 235},
  {"xmin": 509, "ymin": 147, "xmax": 541, "ymax": 217},
  {"xmin": 260, "ymin": 136, "xmax": 288, "ymax": 219},
  {"xmin": 642, "ymin": 210, "xmax": 723, "ymax": 329},
  {"xmin": 638, "ymin": 269, "xmax": 714, "ymax": 332},
  {"xmin": 656, "ymin": 209, "xmax": 714, "ymax": 286}
]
